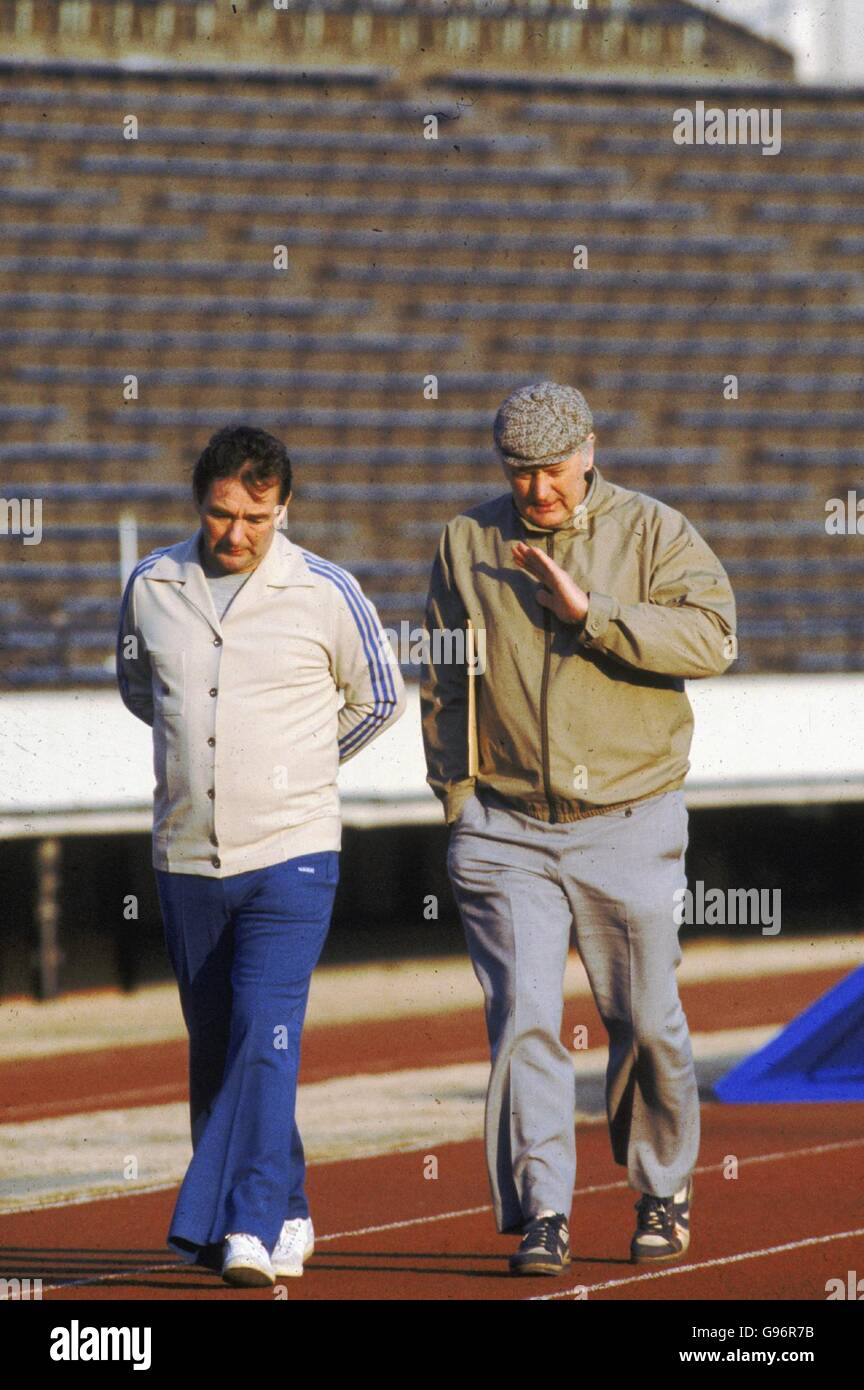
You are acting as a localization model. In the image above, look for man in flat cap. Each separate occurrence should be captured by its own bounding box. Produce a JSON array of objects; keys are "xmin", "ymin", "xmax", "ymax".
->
[{"xmin": 421, "ymin": 381, "xmax": 737, "ymax": 1275}]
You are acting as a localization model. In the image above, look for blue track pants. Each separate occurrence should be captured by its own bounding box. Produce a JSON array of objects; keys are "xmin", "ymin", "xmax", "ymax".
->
[{"xmin": 155, "ymin": 850, "xmax": 339, "ymax": 1265}]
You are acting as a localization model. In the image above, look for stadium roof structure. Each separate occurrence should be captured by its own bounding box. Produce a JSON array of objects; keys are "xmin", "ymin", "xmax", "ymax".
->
[{"xmin": 1, "ymin": 0, "xmax": 795, "ymax": 82}]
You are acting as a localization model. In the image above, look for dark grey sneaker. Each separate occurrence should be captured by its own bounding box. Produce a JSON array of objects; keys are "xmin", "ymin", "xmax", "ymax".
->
[
  {"xmin": 630, "ymin": 1176, "xmax": 693, "ymax": 1265},
  {"xmin": 509, "ymin": 1212, "xmax": 571, "ymax": 1276}
]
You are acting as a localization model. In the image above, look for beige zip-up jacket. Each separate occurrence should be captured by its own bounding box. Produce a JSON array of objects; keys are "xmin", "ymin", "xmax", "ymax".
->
[
  {"xmin": 421, "ymin": 465, "xmax": 736, "ymax": 825},
  {"xmin": 117, "ymin": 529, "xmax": 406, "ymax": 876}
]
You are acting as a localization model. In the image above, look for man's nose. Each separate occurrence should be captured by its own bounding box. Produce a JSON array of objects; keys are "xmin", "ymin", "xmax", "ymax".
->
[{"xmin": 227, "ymin": 521, "xmax": 245, "ymax": 544}]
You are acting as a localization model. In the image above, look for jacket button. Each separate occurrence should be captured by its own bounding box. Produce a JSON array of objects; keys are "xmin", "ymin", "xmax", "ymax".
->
[
  {"xmin": 213, "ymin": 637, "xmax": 222, "ymax": 647},
  {"xmin": 210, "ymin": 835, "xmax": 219, "ymax": 847},
  {"xmin": 207, "ymin": 737, "xmax": 215, "ymax": 747},
  {"xmin": 209, "ymin": 688, "xmax": 217, "ymax": 697},
  {"xmin": 207, "ymin": 788, "xmax": 215, "ymax": 799},
  {"xmin": 211, "ymin": 855, "xmax": 221, "ymax": 868},
  {"xmin": 161, "ymin": 684, "xmax": 169, "ymax": 694}
]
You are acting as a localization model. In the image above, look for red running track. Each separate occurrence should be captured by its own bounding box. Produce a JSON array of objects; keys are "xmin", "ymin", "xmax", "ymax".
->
[
  {"xmin": 2, "ymin": 966, "xmax": 862, "ymax": 1300},
  {"xmin": 3, "ymin": 1111, "xmax": 863, "ymax": 1301}
]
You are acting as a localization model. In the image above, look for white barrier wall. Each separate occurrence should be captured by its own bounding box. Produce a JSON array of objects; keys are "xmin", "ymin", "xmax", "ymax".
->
[{"xmin": 1, "ymin": 674, "xmax": 863, "ymax": 839}]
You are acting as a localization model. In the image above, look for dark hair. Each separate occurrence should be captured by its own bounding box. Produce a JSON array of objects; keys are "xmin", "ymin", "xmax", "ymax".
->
[{"xmin": 192, "ymin": 425, "xmax": 292, "ymax": 506}]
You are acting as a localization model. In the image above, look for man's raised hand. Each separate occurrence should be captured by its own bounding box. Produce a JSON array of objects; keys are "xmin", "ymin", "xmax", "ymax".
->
[{"xmin": 512, "ymin": 541, "xmax": 590, "ymax": 626}]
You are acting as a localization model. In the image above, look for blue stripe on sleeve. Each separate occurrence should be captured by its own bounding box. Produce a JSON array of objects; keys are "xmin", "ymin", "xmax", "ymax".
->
[{"xmin": 301, "ymin": 551, "xmax": 397, "ymax": 758}]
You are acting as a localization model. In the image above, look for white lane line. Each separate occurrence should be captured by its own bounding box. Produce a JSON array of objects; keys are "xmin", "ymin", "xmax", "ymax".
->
[
  {"xmin": 313, "ymin": 1136, "xmax": 864, "ymax": 1242},
  {"xmin": 527, "ymin": 1227, "xmax": 864, "ymax": 1300},
  {"xmin": 19, "ymin": 1137, "xmax": 864, "ymax": 1295},
  {"xmin": 1, "ymin": 1263, "xmax": 181, "ymax": 1299},
  {"xmin": 314, "ymin": 1204, "xmax": 492, "ymax": 1244}
]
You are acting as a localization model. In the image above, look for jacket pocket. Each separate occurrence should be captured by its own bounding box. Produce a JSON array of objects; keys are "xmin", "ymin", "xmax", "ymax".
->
[{"xmin": 149, "ymin": 648, "xmax": 186, "ymax": 718}]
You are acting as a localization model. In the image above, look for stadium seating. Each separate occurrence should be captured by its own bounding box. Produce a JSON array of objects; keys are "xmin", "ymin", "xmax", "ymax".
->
[{"xmin": 1, "ymin": 62, "xmax": 862, "ymax": 682}]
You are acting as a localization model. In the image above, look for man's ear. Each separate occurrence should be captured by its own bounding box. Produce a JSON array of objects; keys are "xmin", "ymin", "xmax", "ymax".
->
[{"xmin": 273, "ymin": 492, "xmax": 292, "ymax": 529}]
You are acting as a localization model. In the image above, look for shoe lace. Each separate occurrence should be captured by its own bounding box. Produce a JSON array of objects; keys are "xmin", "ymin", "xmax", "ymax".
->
[
  {"xmin": 522, "ymin": 1214, "xmax": 566, "ymax": 1253},
  {"xmin": 227, "ymin": 1233, "xmax": 267, "ymax": 1256},
  {"xmin": 278, "ymin": 1220, "xmax": 307, "ymax": 1255},
  {"xmin": 636, "ymin": 1194, "xmax": 674, "ymax": 1235}
]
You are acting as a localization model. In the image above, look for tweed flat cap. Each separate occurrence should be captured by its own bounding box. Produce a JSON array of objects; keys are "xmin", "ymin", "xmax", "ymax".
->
[{"xmin": 494, "ymin": 381, "xmax": 594, "ymax": 468}]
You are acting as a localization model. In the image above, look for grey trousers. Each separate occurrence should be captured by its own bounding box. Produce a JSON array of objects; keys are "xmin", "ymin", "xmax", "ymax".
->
[{"xmin": 447, "ymin": 787, "xmax": 699, "ymax": 1233}]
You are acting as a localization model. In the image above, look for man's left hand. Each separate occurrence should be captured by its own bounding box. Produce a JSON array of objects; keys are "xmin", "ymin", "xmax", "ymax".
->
[{"xmin": 512, "ymin": 541, "xmax": 590, "ymax": 626}]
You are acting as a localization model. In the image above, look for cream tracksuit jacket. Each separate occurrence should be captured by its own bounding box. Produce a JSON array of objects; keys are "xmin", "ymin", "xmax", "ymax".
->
[{"xmin": 116, "ymin": 528, "xmax": 406, "ymax": 877}]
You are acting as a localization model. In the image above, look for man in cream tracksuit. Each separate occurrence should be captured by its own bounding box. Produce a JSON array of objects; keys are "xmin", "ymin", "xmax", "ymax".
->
[
  {"xmin": 421, "ymin": 382, "xmax": 737, "ymax": 1276},
  {"xmin": 117, "ymin": 424, "xmax": 405, "ymax": 1287}
]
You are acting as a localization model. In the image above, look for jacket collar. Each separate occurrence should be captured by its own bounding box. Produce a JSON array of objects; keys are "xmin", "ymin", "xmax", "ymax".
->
[
  {"xmin": 511, "ymin": 463, "xmax": 614, "ymax": 536},
  {"xmin": 145, "ymin": 527, "xmax": 316, "ymax": 587},
  {"xmin": 142, "ymin": 528, "xmax": 316, "ymax": 633}
]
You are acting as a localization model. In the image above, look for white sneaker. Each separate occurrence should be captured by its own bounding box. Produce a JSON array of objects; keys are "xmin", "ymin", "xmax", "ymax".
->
[
  {"xmin": 222, "ymin": 1232, "xmax": 275, "ymax": 1287},
  {"xmin": 271, "ymin": 1216, "xmax": 315, "ymax": 1278}
]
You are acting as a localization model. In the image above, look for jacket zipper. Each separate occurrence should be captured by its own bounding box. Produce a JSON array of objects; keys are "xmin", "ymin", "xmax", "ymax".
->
[{"xmin": 540, "ymin": 533, "xmax": 556, "ymax": 824}]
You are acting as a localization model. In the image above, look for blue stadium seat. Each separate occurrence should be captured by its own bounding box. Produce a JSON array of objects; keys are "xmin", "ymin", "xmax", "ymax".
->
[
  {"xmin": 422, "ymin": 301, "xmax": 862, "ymax": 324},
  {"xmin": 0, "ymin": 87, "xmax": 463, "ymax": 120},
  {"xmin": 0, "ymin": 443, "xmax": 158, "ymax": 465},
  {"xmin": 651, "ymin": 483, "xmax": 810, "ymax": 502},
  {"xmin": 327, "ymin": 265, "xmax": 861, "ymax": 292},
  {"xmin": 3, "ymin": 186, "xmax": 114, "ymax": 206},
  {"xmin": 676, "ymin": 170, "xmax": 864, "ymax": 193},
  {"xmin": 755, "ymin": 203, "xmax": 864, "ymax": 224},
  {"xmin": 725, "ymin": 558, "xmax": 864, "ymax": 577},
  {"xmin": 106, "ymin": 408, "xmax": 635, "ymax": 435},
  {"xmin": 0, "ymin": 326, "xmax": 462, "ymax": 354},
  {"xmin": 758, "ymin": 447, "xmax": 864, "ymax": 468},
  {"xmin": 745, "ymin": 587, "xmax": 862, "ymax": 607},
  {"xmin": 676, "ymin": 409, "xmax": 864, "ymax": 429},
  {"xmin": 1, "ymin": 564, "xmax": 118, "ymax": 582},
  {"xmin": 16, "ymin": 122, "xmax": 544, "ymax": 153},
  {"xmin": 0, "ymin": 292, "xmax": 373, "ymax": 318},
  {"xmin": 3, "ymin": 222, "xmax": 200, "ymax": 245},
  {"xmin": 516, "ymin": 335, "xmax": 855, "ymax": 359},
  {"xmin": 698, "ymin": 520, "xmax": 825, "ymax": 538},
  {"xmin": 91, "ymin": 155, "xmax": 630, "ymax": 190},
  {"xmin": 0, "ymin": 256, "xmax": 275, "ymax": 281},
  {"xmin": 0, "ymin": 405, "xmax": 64, "ymax": 423},
  {"xmin": 521, "ymin": 101, "xmax": 669, "ymax": 127}
]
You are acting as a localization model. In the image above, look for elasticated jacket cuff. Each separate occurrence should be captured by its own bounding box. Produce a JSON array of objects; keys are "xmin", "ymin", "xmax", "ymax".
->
[{"xmin": 578, "ymin": 590, "xmax": 619, "ymax": 648}]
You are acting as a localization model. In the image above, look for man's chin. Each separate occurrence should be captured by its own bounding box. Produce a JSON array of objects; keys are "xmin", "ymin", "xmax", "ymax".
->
[{"xmin": 214, "ymin": 552, "xmax": 251, "ymax": 571}]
